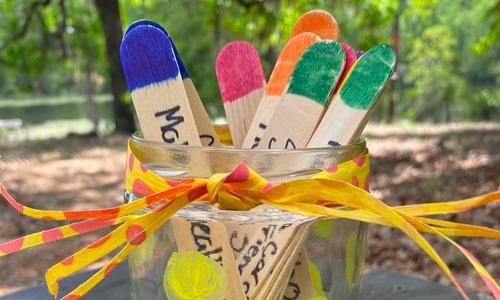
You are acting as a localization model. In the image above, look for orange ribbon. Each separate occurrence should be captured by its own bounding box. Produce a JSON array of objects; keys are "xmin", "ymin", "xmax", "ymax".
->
[{"xmin": 0, "ymin": 139, "xmax": 499, "ymax": 300}]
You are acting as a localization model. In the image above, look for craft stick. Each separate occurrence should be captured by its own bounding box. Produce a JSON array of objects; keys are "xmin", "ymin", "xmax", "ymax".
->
[
  {"xmin": 333, "ymin": 43, "xmax": 356, "ymax": 96},
  {"xmin": 234, "ymin": 221, "xmax": 305, "ymax": 299},
  {"xmin": 355, "ymin": 51, "xmax": 366, "ymax": 59},
  {"xmin": 289, "ymin": 10, "xmax": 339, "ymax": 41},
  {"xmin": 120, "ymin": 26, "xmax": 201, "ymax": 146},
  {"xmin": 307, "ymin": 44, "xmax": 396, "ymax": 148},
  {"xmin": 226, "ymin": 222, "xmax": 268, "ymax": 259},
  {"xmin": 257, "ymin": 41, "xmax": 346, "ymax": 149},
  {"xmin": 124, "ymin": 20, "xmax": 221, "ymax": 147},
  {"xmin": 170, "ymin": 217, "xmax": 247, "ymax": 300},
  {"xmin": 280, "ymin": 246, "xmax": 316, "ymax": 300},
  {"xmin": 124, "ymin": 19, "xmax": 169, "ymax": 37},
  {"xmin": 241, "ymin": 33, "xmax": 320, "ymax": 149},
  {"xmin": 254, "ymin": 222, "xmax": 314, "ymax": 300},
  {"xmin": 216, "ymin": 41, "xmax": 266, "ymax": 148}
]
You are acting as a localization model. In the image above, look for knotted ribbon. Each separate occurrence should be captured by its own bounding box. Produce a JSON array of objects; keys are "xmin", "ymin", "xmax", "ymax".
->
[{"xmin": 0, "ymin": 139, "xmax": 499, "ymax": 300}]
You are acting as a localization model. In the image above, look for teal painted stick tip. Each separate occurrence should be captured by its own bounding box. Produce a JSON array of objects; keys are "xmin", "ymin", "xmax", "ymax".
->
[
  {"xmin": 287, "ymin": 40, "xmax": 346, "ymax": 106},
  {"xmin": 339, "ymin": 44, "xmax": 396, "ymax": 111}
]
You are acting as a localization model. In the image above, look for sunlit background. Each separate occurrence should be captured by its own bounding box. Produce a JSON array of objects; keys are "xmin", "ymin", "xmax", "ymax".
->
[
  {"xmin": 0, "ymin": 0, "xmax": 499, "ymax": 298},
  {"xmin": 0, "ymin": 0, "xmax": 499, "ymax": 140}
]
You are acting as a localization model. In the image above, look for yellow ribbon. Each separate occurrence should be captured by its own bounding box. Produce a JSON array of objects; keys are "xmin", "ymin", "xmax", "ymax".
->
[{"xmin": 0, "ymin": 139, "xmax": 499, "ymax": 300}]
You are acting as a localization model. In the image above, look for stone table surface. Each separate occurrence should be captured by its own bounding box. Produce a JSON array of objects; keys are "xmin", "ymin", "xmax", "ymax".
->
[{"xmin": 0, "ymin": 262, "xmax": 494, "ymax": 300}]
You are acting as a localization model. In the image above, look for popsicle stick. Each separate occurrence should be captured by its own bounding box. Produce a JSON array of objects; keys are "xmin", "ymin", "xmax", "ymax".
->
[
  {"xmin": 216, "ymin": 41, "xmax": 266, "ymax": 148},
  {"xmin": 226, "ymin": 222, "xmax": 269, "ymax": 259},
  {"xmin": 333, "ymin": 43, "xmax": 356, "ymax": 96},
  {"xmin": 257, "ymin": 40, "xmax": 346, "ymax": 149},
  {"xmin": 124, "ymin": 20, "xmax": 221, "ymax": 147},
  {"xmin": 355, "ymin": 51, "xmax": 366, "ymax": 59},
  {"xmin": 170, "ymin": 217, "xmax": 247, "ymax": 300},
  {"xmin": 307, "ymin": 44, "xmax": 396, "ymax": 148},
  {"xmin": 254, "ymin": 222, "xmax": 313, "ymax": 300},
  {"xmin": 242, "ymin": 33, "xmax": 320, "ymax": 149},
  {"xmin": 235, "ymin": 221, "xmax": 303, "ymax": 299},
  {"xmin": 280, "ymin": 246, "xmax": 316, "ymax": 300},
  {"xmin": 289, "ymin": 10, "xmax": 339, "ymax": 41},
  {"xmin": 120, "ymin": 26, "xmax": 201, "ymax": 146},
  {"xmin": 124, "ymin": 19, "xmax": 169, "ymax": 37}
]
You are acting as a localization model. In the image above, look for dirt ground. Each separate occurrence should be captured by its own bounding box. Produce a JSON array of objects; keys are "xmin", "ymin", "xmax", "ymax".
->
[{"xmin": 0, "ymin": 123, "xmax": 499, "ymax": 297}]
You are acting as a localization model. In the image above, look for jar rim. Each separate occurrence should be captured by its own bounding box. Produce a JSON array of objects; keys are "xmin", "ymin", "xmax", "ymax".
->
[{"xmin": 131, "ymin": 131, "xmax": 367, "ymax": 153}]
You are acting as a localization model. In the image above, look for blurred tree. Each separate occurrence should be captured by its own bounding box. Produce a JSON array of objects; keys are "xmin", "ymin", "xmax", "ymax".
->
[
  {"xmin": 94, "ymin": 0, "xmax": 135, "ymax": 133},
  {"xmin": 0, "ymin": 0, "xmax": 499, "ymax": 129},
  {"xmin": 0, "ymin": 0, "xmax": 135, "ymax": 133},
  {"xmin": 406, "ymin": 26, "xmax": 465, "ymax": 122},
  {"xmin": 474, "ymin": 0, "xmax": 500, "ymax": 54}
]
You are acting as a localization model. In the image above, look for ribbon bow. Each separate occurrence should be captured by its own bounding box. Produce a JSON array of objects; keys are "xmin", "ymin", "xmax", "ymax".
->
[{"xmin": 0, "ymin": 139, "xmax": 499, "ymax": 300}]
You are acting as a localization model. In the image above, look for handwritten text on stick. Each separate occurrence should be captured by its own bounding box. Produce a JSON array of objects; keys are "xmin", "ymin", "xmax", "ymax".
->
[{"xmin": 154, "ymin": 105, "xmax": 188, "ymax": 145}]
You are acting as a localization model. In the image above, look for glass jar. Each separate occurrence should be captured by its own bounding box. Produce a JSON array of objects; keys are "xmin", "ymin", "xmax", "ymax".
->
[{"xmin": 126, "ymin": 131, "xmax": 368, "ymax": 300}]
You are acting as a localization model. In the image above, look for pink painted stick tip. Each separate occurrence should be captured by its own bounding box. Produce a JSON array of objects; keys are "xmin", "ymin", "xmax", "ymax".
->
[
  {"xmin": 216, "ymin": 41, "xmax": 266, "ymax": 103},
  {"xmin": 334, "ymin": 43, "xmax": 356, "ymax": 95}
]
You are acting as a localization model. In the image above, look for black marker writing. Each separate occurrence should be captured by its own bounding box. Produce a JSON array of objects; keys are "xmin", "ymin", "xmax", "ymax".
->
[
  {"xmin": 230, "ymin": 231, "xmax": 249, "ymax": 254},
  {"xmin": 251, "ymin": 137, "xmax": 261, "ymax": 149},
  {"xmin": 200, "ymin": 134, "xmax": 215, "ymax": 146},
  {"xmin": 251, "ymin": 123, "xmax": 268, "ymax": 148},
  {"xmin": 268, "ymin": 137, "xmax": 277, "ymax": 149},
  {"xmin": 190, "ymin": 222, "xmax": 223, "ymax": 265},
  {"xmin": 285, "ymin": 139, "xmax": 296, "ymax": 149},
  {"xmin": 267, "ymin": 138, "xmax": 296, "ymax": 149},
  {"xmin": 328, "ymin": 140, "xmax": 341, "ymax": 147},
  {"xmin": 155, "ymin": 105, "xmax": 185, "ymax": 144}
]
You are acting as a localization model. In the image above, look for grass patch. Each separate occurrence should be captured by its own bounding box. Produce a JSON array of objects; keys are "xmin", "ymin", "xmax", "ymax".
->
[{"xmin": 0, "ymin": 94, "xmax": 113, "ymax": 108}]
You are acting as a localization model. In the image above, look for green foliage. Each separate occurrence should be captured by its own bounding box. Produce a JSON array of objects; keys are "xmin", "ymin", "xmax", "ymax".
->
[
  {"xmin": 474, "ymin": 0, "xmax": 500, "ymax": 54},
  {"xmin": 406, "ymin": 26, "xmax": 465, "ymax": 121},
  {"xmin": 0, "ymin": 0, "xmax": 499, "ymax": 124},
  {"xmin": 0, "ymin": 0, "xmax": 107, "ymax": 97}
]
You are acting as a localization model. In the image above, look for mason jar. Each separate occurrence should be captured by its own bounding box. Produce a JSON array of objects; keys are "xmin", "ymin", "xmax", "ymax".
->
[{"xmin": 125, "ymin": 131, "xmax": 368, "ymax": 300}]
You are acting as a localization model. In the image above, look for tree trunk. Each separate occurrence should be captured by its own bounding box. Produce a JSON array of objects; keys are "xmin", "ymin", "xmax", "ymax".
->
[
  {"xmin": 93, "ymin": 0, "xmax": 135, "ymax": 133},
  {"xmin": 84, "ymin": 58, "xmax": 100, "ymax": 136},
  {"xmin": 386, "ymin": 0, "xmax": 405, "ymax": 123},
  {"xmin": 211, "ymin": 4, "xmax": 222, "ymax": 63},
  {"xmin": 386, "ymin": 80, "xmax": 395, "ymax": 123},
  {"xmin": 267, "ymin": 45, "xmax": 277, "ymax": 77}
]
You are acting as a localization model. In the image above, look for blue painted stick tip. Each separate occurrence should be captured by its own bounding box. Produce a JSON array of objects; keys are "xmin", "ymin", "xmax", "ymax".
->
[
  {"xmin": 124, "ymin": 19, "xmax": 169, "ymax": 37},
  {"xmin": 123, "ymin": 20, "xmax": 190, "ymax": 80},
  {"xmin": 170, "ymin": 40, "xmax": 190, "ymax": 80},
  {"xmin": 120, "ymin": 26, "xmax": 179, "ymax": 92}
]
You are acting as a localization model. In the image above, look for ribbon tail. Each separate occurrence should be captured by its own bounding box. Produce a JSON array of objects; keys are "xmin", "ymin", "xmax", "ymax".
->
[
  {"xmin": 46, "ymin": 191, "xmax": 192, "ymax": 297},
  {"xmin": 0, "ymin": 216, "xmax": 136, "ymax": 257},
  {"xmin": 59, "ymin": 194, "xmax": 183, "ymax": 300},
  {"xmin": 402, "ymin": 212, "xmax": 500, "ymax": 299},
  {"xmin": 0, "ymin": 183, "xmax": 192, "ymax": 220},
  {"xmin": 396, "ymin": 191, "xmax": 500, "ymax": 217},
  {"xmin": 415, "ymin": 217, "xmax": 500, "ymax": 239}
]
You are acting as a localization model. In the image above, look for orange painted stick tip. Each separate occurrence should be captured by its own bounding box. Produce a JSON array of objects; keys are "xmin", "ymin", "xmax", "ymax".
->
[
  {"xmin": 289, "ymin": 10, "xmax": 339, "ymax": 41},
  {"xmin": 265, "ymin": 32, "xmax": 320, "ymax": 97}
]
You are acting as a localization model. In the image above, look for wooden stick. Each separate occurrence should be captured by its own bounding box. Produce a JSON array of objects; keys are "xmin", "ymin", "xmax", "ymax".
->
[
  {"xmin": 255, "ymin": 222, "xmax": 314, "ymax": 300},
  {"xmin": 241, "ymin": 33, "xmax": 320, "ymax": 149},
  {"xmin": 232, "ymin": 220, "xmax": 311, "ymax": 299},
  {"xmin": 257, "ymin": 40, "xmax": 346, "ymax": 149},
  {"xmin": 307, "ymin": 44, "xmax": 396, "ymax": 148},
  {"xmin": 170, "ymin": 217, "xmax": 247, "ymax": 300},
  {"xmin": 124, "ymin": 20, "xmax": 221, "ymax": 147},
  {"xmin": 333, "ymin": 43, "xmax": 356, "ymax": 96},
  {"xmin": 279, "ymin": 246, "xmax": 316, "ymax": 300},
  {"xmin": 216, "ymin": 41, "xmax": 266, "ymax": 148},
  {"xmin": 289, "ymin": 10, "xmax": 339, "ymax": 41},
  {"xmin": 120, "ymin": 25, "xmax": 201, "ymax": 146}
]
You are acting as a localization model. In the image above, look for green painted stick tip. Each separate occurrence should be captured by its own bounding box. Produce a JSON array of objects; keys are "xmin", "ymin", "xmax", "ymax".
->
[
  {"xmin": 339, "ymin": 44, "xmax": 396, "ymax": 111},
  {"xmin": 286, "ymin": 40, "xmax": 346, "ymax": 106}
]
